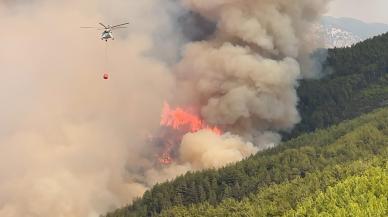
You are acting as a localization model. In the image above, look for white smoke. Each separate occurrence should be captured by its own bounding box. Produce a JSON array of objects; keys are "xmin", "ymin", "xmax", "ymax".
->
[{"xmin": 180, "ymin": 130, "xmax": 258, "ymax": 169}]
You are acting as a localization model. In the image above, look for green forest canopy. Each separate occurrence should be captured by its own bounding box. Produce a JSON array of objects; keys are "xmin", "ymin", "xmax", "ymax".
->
[
  {"xmin": 106, "ymin": 107, "xmax": 388, "ymax": 217},
  {"xmin": 292, "ymin": 32, "xmax": 388, "ymax": 138}
]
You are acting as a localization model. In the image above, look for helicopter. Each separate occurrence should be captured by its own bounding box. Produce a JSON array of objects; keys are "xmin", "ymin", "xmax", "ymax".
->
[{"xmin": 81, "ymin": 22, "xmax": 129, "ymax": 42}]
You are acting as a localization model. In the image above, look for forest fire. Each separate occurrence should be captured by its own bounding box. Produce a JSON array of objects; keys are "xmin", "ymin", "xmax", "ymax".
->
[
  {"xmin": 155, "ymin": 102, "xmax": 222, "ymax": 165},
  {"xmin": 161, "ymin": 103, "xmax": 222, "ymax": 135}
]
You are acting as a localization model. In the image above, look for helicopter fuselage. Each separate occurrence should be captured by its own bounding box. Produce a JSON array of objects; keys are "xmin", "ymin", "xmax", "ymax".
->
[
  {"xmin": 81, "ymin": 22, "xmax": 128, "ymax": 42},
  {"xmin": 101, "ymin": 29, "xmax": 114, "ymax": 41}
]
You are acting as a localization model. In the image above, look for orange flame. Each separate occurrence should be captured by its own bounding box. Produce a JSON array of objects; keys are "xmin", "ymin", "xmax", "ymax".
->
[
  {"xmin": 158, "ymin": 139, "xmax": 175, "ymax": 165},
  {"xmin": 156, "ymin": 102, "xmax": 222, "ymax": 165},
  {"xmin": 160, "ymin": 102, "xmax": 222, "ymax": 135}
]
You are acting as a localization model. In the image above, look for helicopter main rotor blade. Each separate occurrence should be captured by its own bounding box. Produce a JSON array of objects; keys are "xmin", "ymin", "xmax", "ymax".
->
[
  {"xmin": 80, "ymin": 27, "xmax": 99, "ymax": 28},
  {"xmin": 111, "ymin": 22, "xmax": 129, "ymax": 28},
  {"xmin": 99, "ymin": 22, "xmax": 108, "ymax": 28}
]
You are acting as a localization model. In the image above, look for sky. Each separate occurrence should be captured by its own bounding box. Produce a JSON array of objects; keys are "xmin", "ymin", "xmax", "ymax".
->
[{"xmin": 328, "ymin": 0, "xmax": 388, "ymax": 23}]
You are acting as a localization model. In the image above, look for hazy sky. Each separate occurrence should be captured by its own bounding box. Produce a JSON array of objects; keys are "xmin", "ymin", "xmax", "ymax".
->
[{"xmin": 328, "ymin": 0, "xmax": 388, "ymax": 23}]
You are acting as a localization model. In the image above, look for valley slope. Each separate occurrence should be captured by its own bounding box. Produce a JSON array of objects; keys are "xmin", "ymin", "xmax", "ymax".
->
[{"xmin": 104, "ymin": 29, "xmax": 388, "ymax": 217}]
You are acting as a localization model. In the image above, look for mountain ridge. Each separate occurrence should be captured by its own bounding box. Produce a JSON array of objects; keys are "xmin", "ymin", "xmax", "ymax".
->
[{"xmin": 321, "ymin": 16, "xmax": 388, "ymax": 48}]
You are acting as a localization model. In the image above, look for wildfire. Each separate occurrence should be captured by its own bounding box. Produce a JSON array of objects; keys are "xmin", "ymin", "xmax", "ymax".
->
[
  {"xmin": 155, "ymin": 102, "xmax": 222, "ymax": 165},
  {"xmin": 160, "ymin": 102, "xmax": 222, "ymax": 135}
]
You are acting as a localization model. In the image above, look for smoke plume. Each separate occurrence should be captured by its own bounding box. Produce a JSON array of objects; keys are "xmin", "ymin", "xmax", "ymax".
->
[
  {"xmin": 0, "ymin": 0, "xmax": 329, "ymax": 216},
  {"xmin": 174, "ymin": 0, "xmax": 329, "ymax": 147}
]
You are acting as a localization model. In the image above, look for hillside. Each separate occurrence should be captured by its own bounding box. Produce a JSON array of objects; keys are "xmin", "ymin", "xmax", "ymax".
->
[
  {"xmin": 289, "ymin": 32, "xmax": 388, "ymax": 138},
  {"xmin": 103, "ymin": 25, "xmax": 388, "ymax": 217},
  {"xmin": 105, "ymin": 107, "xmax": 388, "ymax": 217},
  {"xmin": 160, "ymin": 158, "xmax": 387, "ymax": 217}
]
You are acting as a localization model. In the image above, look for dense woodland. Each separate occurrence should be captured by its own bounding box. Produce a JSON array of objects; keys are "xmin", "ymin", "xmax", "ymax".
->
[
  {"xmin": 291, "ymin": 32, "xmax": 388, "ymax": 137},
  {"xmin": 106, "ymin": 107, "xmax": 388, "ymax": 217},
  {"xmin": 160, "ymin": 158, "xmax": 387, "ymax": 217},
  {"xmin": 104, "ymin": 33, "xmax": 388, "ymax": 217}
]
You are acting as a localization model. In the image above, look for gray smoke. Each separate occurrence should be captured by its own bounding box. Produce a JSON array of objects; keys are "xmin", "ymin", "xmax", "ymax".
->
[
  {"xmin": 174, "ymin": 0, "xmax": 330, "ymax": 148},
  {"xmin": 177, "ymin": 11, "xmax": 216, "ymax": 41}
]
